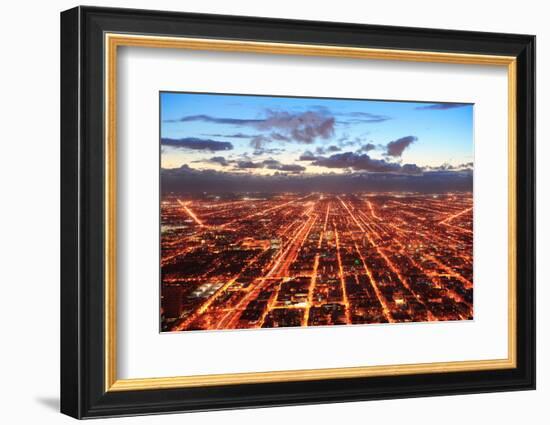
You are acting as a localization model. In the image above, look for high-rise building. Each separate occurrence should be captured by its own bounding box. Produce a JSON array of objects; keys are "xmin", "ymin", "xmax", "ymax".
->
[{"xmin": 163, "ymin": 285, "xmax": 183, "ymax": 319}]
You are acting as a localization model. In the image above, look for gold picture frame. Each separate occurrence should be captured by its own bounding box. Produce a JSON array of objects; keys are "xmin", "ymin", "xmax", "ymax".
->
[{"xmin": 104, "ymin": 33, "xmax": 517, "ymax": 392}]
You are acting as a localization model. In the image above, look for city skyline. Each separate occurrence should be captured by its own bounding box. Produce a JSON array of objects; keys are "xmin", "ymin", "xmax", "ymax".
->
[{"xmin": 161, "ymin": 193, "xmax": 473, "ymax": 332}]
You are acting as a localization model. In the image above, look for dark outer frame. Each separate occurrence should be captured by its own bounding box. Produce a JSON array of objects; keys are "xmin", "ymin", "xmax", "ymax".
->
[{"xmin": 60, "ymin": 5, "xmax": 535, "ymax": 419}]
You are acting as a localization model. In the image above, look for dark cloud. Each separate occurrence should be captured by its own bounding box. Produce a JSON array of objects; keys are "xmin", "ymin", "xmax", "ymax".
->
[
  {"xmin": 385, "ymin": 136, "xmax": 417, "ymax": 157},
  {"xmin": 400, "ymin": 164, "xmax": 423, "ymax": 175},
  {"xmin": 312, "ymin": 151, "xmax": 421, "ymax": 175},
  {"xmin": 263, "ymin": 159, "xmax": 306, "ymax": 173},
  {"xmin": 168, "ymin": 110, "xmax": 335, "ymax": 144},
  {"xmin": 234, "ymin": 158, "xmax": 305, "ymax": 173},
  {"xmin": 298, "ymin": 151, "xmax": 318, "ymax": 161},
  {"xmin": 236, "ymin": 160, "xmax": 264, "ymax": 169},
  {"xmin": 357, "ymin": 143, "xmax": 376, "ymax": 153},
  {"xmin": 276, "ymin": 164, "xmax": 306, "ymax": 173},
  {"xmin": 314, "ymin": 145, "xmax": 343, "ymax": 156},
  {"xmin": 313, "ymin": 152, "xmax": 401, "ymax": 173},
  {"xmin": 207, "ymin": 156, "xmax": 230, "ymax": 166},
  {"xmin": 249, "ymin": 133, "xmax": 291, "ymax": 149},
  {"xmin": 259, "ymin": 110, "xmax": 335, "ymax": 144},
  {"xmin": 161, "ymin": 137, "xmax": 233, "ymax": 151},
  {"xmin": 264, "ymin": 159, "xmax": 306, "ymax": 173},
  {"xmin": 262, "ymin": 159, "xmax": 281, "ymax": 168},
  {"xmin": 161, "ymin": 165, "xmax": 472, "ymax": 194},
  {"xmin": 415, "ymin": 103, "xmax": 470, "ymax": 110},
  {"xmin": 165, "ymin": 115, "xmax": 262, "ymax": 126}
]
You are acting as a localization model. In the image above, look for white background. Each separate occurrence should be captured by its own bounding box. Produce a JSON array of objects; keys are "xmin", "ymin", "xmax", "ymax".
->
[
  {"xmin": 0, "ymin": 0, "xmax": 546, "ymax": 424},
  {"xmin": 118, "ymin": 48, "xmax": 508, "ymax": 379}
]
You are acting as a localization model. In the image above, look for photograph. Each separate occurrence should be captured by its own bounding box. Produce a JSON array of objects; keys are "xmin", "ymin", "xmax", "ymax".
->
[{"xmin": 160, "ymin": 92, "xmax": 474, "ymax": 332}]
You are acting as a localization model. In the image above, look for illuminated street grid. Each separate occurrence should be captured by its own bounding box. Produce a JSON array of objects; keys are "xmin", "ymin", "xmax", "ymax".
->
[{"xmin": 161, "ymin": 193, "xmax": 473, "ymax": 331}]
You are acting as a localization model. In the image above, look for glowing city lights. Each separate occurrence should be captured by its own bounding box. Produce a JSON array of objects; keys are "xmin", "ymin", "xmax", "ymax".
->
[{"xmin": 161, "ymin": 192, "xmax": 473, "ymax": 332}]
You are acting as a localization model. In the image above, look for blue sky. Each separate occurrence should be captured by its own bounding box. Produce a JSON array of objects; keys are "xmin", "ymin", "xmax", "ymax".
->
[{"xmin": 160, "ymin": 92, "xmax": 473, "ymax": 175}]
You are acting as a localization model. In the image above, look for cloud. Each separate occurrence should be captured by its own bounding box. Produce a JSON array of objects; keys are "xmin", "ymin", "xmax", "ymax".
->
[
  {"xmin": 252, "ymin": 147, "xmax": 283, "ymax": 156},
  {"xmin": 161, "ymin": 137, "xmax": 233, "ymax": 151},
  {"xmin": 207, "ymin": 156, "xmax": 230, "ymax": 166},
  {"xmin": 426, "ymin": 162, "xmax": 474, "ymax": 171},
  {"xmin": 400, "ymin": 164, "xmax": 423, "ymax": 175},
  {"xmin": 336, "ymin": 112, "xmax": 391, "ymax": 126},
  {"xmin": 202, "ymin": 131, "xmax": 291, "ymax": 149},
  {"xmin": 259, "ymin": 110, "xmax": 335, "ymax": 144},
  {"xmin": 263, "ymin": 160, "xmax": 306, "ymax": 173},
  {"xmin": 262, "ymin": 159, "xmax": 281, "ymax": 168},
  {"xmin": 165, "ymin": 115, "xmax": 262, "ymax": 126},
  {"xmin": 276, "ymin": 164, "xmax": 306, "ymax": 173},
  {"xmin": 385, "ymin": 136, "xmax": 417, "ymax": 157},
  {"xmin": 167, "ymin": 110, "xmax": 335, "ymax": 144},
  {"xmin": 269, "ymin": 132, "xmax": 291, "ymax": 142},
  {"xmin": 312, "ymin": 151, "xmax": 421, "ymax": 174},
  {"xmin": 314, "ymin": 108, "xmax": 391, "ymax": 124},
  {"xmin": 203, "ymin": 131, "xmax": 291, "ymax": 150},
  {"xmin": 202, "ymin": 133, "xmax": 256, "ymax": 139},
  {"xmin": 234, "ymin": 158, "xmax": 305, "ymax": 173},
  {"xmin": 357, "ymin": 143, "xmax": 376, "ymax": 153},
  {"xmin": 161, "ymin": 165, "xmax": 471, "ymax": 194},
  {"xmin": 314, "ymin": 145, "xmax": 342, "ymax": 156},
  {"xmin": 313, "ymin": 152, "xmax": 400, "ymax": 173},
  {"xmin": 337, "ymin": 134, "xmax": 352, "ymax": 145},
  {"xmin": 236, "ymin": 160, "xmax": 264, "ymax": 169},
  {"xmin": 298, "ymin": 150, "xmax": 318, "ymax": 161},
  {"xmin": 344, "ymin": 111, "xmax": 392, "ymax": 123},
  {"xmin": 336, "ymin": 133, "xmax": 373, "ymax": 148},
  {"xmin": 415, "ymin": 103, "xmax": 470, "ymax": 110},
  {"xmin": 250, "ymin": 135, "xmax": 272, "ymax": 150},
  {"xmin": 262, "ymin": 159, "xmax": 306, "ymax": 173}
]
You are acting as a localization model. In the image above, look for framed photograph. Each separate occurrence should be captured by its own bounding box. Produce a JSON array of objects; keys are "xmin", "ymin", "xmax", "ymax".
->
[{"xmin": 60, "ymin": 6, "xmax": 535, "ymax": 419}]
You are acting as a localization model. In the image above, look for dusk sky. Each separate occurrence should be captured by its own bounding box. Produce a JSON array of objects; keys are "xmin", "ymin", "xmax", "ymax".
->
[
  {"xmin": 161, "ymin": 92, "xmax": 473, "ymax": 174},
  {"xmin": 160, "ymin": 92, "xmax": 473, "ymax": 193}
]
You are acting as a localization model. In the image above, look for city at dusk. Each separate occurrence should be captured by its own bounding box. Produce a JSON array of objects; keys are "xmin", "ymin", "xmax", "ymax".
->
[{"xmin": 160, "ymin": 92, "xmax": 473, "ymax": 332}]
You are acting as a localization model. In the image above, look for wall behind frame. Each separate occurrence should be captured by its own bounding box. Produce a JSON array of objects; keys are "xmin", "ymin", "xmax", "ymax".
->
[{"xmin": 0, "ymin": 1, "xmax": 544, "ymax": 424}]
